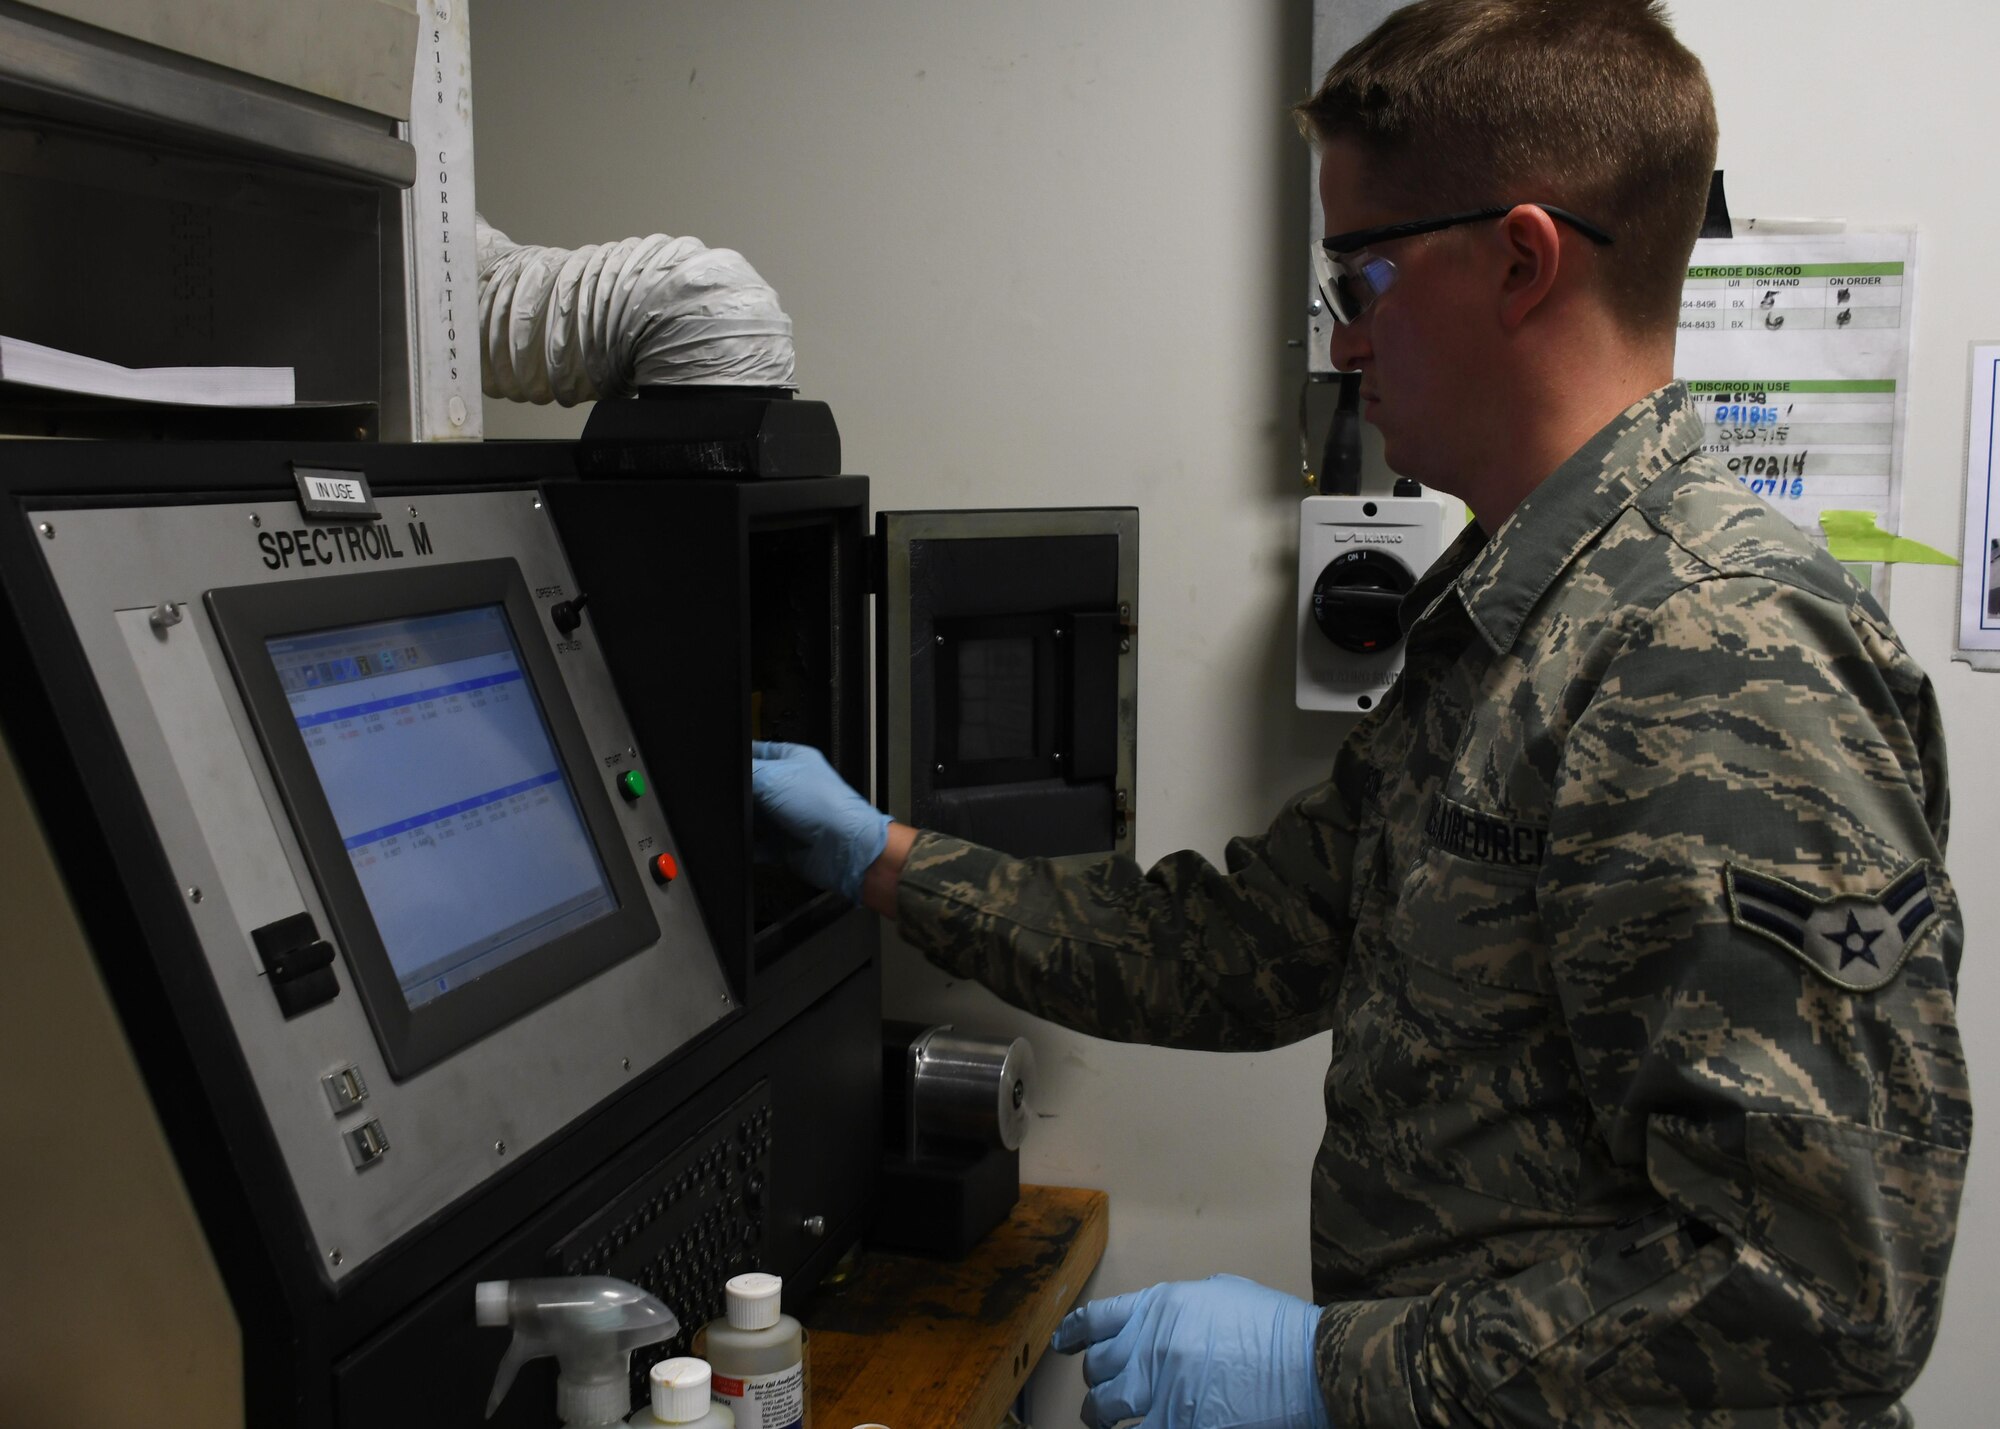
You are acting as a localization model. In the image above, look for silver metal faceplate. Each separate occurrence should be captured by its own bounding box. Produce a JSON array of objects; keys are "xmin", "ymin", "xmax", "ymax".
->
[{"xmin": 29, "ymin": 490, "xmax": 734, "ymax": 1281}]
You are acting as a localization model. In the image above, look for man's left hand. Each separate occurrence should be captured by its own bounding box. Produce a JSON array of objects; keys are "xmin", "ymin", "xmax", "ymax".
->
[
  {"xmin": 748, "ymin": 740, "xmax": 891, "ymax": 903},
  {"xmin": 1050, "ymin": 1274, "xmax": 1331, "ymax": 1429}
]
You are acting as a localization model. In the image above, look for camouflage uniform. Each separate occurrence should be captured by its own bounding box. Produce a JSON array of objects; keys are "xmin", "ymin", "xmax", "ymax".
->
[{"xmin": 895, "ymin": 384, "xmax": 1969, "ymax": 1427}]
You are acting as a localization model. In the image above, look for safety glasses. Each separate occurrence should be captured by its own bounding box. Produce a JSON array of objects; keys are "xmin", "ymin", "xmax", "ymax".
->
[{"xmin": 1312, "ymin": 204, "xmax": 1614, "ymax": 325}]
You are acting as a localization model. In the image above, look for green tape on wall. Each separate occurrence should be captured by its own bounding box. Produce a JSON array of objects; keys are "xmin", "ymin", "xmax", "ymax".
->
[{"xmin": 1819, "ymin": 510, "xmax": 1958, "ymax": 566}]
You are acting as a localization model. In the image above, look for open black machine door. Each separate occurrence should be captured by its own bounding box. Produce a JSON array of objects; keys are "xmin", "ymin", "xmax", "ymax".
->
[{"xmin": 875, "ymin": 509, "xmax": 1138, "ymax": 860}]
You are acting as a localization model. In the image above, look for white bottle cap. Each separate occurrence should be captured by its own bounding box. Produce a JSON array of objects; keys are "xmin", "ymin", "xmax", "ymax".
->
[
  {"xmin": 650, "ymin": 1357, "xmax": 714, "ymax": 1423},
  {"xmin": 724, "ymin": 1272, "xmax": 783, "ymax": 1330},
  {"xmin": 474, "ymin": 1280, "xmax": 510, "ymax": 1326}
]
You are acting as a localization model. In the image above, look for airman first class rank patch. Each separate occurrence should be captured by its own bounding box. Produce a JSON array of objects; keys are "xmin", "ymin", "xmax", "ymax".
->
[{"xmin": 1725, "ymin": 861, "xmax": 1940, "ymax": 992}]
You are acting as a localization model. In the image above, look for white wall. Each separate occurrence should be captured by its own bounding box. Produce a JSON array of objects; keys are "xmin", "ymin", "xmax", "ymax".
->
[
  {"xmin": 1685, "ymin": 7, "xmax": 2000, "ymax": 1423},
  {"xmin": 472, "ymin": 4, "xmax": 1999, "ymax": 1422}
]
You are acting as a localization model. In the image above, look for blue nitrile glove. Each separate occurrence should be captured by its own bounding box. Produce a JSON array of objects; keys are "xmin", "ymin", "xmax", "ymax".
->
[
  {"xmin": 749, "ymin": 740, "xmax": 892, "ymax": 903},
  {"xmin": 1051, "ymin": 1275, "xmax": 1330, "ymax": 1429}
]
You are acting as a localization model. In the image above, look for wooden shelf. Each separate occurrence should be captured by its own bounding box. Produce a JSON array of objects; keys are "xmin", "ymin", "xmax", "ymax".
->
[{"xmin": 804, "ymin": 1185, "xmax": 1109, "ymax": 1429}]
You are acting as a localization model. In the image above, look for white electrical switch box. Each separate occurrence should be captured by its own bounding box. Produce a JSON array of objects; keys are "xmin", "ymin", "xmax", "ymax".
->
[{"xmin": 1296, "ymin": 493, "xmax": 1451, "ymax": 712}]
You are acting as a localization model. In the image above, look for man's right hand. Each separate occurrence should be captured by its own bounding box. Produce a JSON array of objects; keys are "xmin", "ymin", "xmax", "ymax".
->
[
  {"xmin": 1052, "ymin": 1275, "xmax": 1331, "ymax": 1429},
  {"xmin": 749, "ymin": 741, "xmax": 893, "ymax": 904}
]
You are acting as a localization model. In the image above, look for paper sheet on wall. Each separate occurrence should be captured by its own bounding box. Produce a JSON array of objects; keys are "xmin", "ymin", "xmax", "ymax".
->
[
  {"xmin": 1953, "ymin": 343, "xmax": 2000, "ymax": 670},
  {"xmin": 1674, "ymin": 228, "xmax": 1916, "ymax": 549}
]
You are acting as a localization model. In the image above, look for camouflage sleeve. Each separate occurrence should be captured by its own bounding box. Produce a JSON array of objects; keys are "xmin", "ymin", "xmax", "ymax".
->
[
  {"xmin": 1315, "ymin": 576, "xmax": 1970, "ymax": 1427},
  {"xmin": 892, "ymin": 746, "xmax": 1370, "ymax": 1051}
]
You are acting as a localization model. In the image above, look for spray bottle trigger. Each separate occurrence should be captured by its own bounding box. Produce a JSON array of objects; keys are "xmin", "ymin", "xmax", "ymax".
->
[{"xmin": 486, "ymin": 1334, "xmax": 531, "ymax": 1419}]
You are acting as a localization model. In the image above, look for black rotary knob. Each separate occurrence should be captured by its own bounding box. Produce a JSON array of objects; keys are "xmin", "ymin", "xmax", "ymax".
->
[{"xmin": 1310, "ymin": 550, "xmax": 1414, "ymax": 654}]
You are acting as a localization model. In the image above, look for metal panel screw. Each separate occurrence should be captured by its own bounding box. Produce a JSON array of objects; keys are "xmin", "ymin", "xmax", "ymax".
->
[
  {"xmin": 1309, "ymin": 297, "xmax": 1324, "ymax": 316},
  {"xmin": 935, "ymin": 634, "xmax": 945, "ymax": 646},
  {"xmin": 36, "ymin": 523, "xmax": 52, "ymax": 539},
  {"xmin": 187, "ymin": 887, "xmax": 203, "ymax": 903},
  {"xmin": 802, "ymin": 1214, "xmax": 826, "ymax": 1238},
  {"xmin": 328, "ymin": 1249, "xmax": 343, "ymax": 1266},
  {"xmin": 1119, "ymin": 638, "xmax": 1132, "ymax": 653},
  {"xmin": 935, "ymin": 763, "xmax": 945, "ymax": 774},
  {"xmin": 407, "ymin": 505, "xmax": 419, "ymax": 517},
  {"xmin": 495, "ymin": 1140, "xmax": 507, "ymax": 1155},
  {"xmin": 533, "ymin": 498, "xmax": 543, "ymax": 510},
  {"xmin": 249, "ymin": 513, "xmax": 262, "ymax": 527},
  {"xmin": 622, "ymin": 1057, "xmax": 631, "ymax": 1071}
]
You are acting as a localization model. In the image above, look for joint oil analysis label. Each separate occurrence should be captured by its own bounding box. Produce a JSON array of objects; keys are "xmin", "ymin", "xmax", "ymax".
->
[{"xmin": 713, "ymin": 1364, "xmax": 804, "ymax": 1429}]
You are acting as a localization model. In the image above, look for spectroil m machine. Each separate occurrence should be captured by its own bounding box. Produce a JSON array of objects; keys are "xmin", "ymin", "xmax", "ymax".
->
[
  {"xmin": 0, "ymin": 424, "xmax": 1137, "ymax": 1427},
  {"xmin": 0, "ymin": 11, "xmax": 1136, "ymax": 1423}
]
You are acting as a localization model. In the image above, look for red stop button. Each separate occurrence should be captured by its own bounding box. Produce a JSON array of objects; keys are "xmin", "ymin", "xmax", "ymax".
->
[{"xmin": 650, "ymin": 852, "xmax": 679, "ymax": 885}]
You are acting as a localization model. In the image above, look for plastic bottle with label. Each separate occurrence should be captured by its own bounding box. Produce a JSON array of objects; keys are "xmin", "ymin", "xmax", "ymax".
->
[
  {"xmin": 628, "ymin": 1356, "xmax": 735, "ymax": 1428},
  {"xmin": 698, "ymin": 1272, "xmax": 808, "ymax": 1429}
]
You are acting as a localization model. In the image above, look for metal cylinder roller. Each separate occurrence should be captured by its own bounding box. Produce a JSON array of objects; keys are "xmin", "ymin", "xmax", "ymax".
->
[{"xmin": 909, "ymin": 1026, "xmax": 1036, "ymax": 1151}]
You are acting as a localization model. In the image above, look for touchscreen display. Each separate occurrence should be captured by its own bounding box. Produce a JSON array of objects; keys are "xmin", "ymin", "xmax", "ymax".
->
[{"xmin": 267, "ymin": 606, "xmax": 616, "ymax": 1009}]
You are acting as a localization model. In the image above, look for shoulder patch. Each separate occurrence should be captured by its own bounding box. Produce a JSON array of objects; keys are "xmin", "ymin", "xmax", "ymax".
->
[{"xmin": 1725, "ymin": 861, "xmax": 1940, "ymax": 992}]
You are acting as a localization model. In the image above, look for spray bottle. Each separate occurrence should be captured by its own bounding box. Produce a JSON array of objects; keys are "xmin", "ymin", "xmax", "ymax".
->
[{"xmin": 476, "ymin": 1276, "xmax": 680, "ymax": 1426}]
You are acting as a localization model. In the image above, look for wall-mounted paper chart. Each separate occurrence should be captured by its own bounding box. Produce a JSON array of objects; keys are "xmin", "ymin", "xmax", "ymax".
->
[{"xmin": 1675, "ymin": 227, "xmax": 1916, "ymax": 548}]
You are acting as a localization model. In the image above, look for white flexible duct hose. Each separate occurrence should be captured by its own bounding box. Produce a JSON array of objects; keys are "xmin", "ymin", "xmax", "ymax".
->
[{"xmin": 477, "ymin": 216, "xmax": 796, "ymax": 404}]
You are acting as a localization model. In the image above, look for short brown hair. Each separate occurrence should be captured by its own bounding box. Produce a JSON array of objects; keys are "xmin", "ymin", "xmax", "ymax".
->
[{"xmin": 1296, "ymin": 0, "xmax": 1716, "ymax": 336}]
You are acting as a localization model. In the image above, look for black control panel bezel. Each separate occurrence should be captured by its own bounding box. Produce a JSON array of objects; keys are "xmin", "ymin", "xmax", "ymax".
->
[{"xmin": 206, "ymin": 557, "xmax": 660, "ymax": 1080}]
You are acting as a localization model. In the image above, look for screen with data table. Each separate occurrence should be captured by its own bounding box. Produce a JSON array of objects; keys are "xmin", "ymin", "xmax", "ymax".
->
[{"xmin": 267, "ymin": 606, "xmax": 616, "ymax": 1009}]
